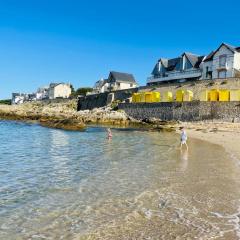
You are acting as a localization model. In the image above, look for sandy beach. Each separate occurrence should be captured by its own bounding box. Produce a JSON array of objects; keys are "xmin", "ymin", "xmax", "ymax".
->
[{"xmin": 184, "ymin": 122, "xmax": 240, "ymax": 161}]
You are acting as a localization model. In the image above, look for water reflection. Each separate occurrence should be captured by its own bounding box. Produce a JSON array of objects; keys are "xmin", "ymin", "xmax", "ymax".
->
[
  {"xmin": 49, "ymin": 129, "xmax": 71, "ymax": 184},
  {"xmin": 179, "ymin": 149, "xmax": 189, "ymax": 172},
  {"xmin": 49, "ymin": 128, "xmax": 70, "ymax": 147}
]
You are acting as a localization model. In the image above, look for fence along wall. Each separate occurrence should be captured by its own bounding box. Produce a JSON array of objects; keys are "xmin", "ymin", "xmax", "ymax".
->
[{"xmin": 119, "ymin": 101, "xmax": 240, "ymax": 122}]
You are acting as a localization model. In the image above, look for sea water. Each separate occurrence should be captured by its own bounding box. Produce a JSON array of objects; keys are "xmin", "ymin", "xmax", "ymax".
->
[{"xmin": 0, "ymin": 120, "xmax": 240, "ymax": 239}]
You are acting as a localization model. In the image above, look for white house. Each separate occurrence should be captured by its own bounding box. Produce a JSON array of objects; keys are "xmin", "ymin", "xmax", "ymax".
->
[
  {"xmin": 93, "ymin": 78, "xmax": 109, "ymax": 93},
  {"xmin": 48, "ymin": 83, "xmax": 72, "ymax": 99},
  {"xmin": 93, "ymin": 71, "xmax": 137, "ymax": 93},
  {"xmin": 12, "ymin": 93, "xmax": 25, "ymax": 104},
  {"xmin": 147, "ymin": 43, "xmax": 240, "ymax": 85},
  {"xmin": 201, "ymin": 43, "xmax": 240, "ymax": 79},
  {"xmin": 12, "ymin": 93, "xmax": 36, "ymax": 104},
  {"xmin": 36, "ymin": 86, "xmax": 49, "ymax": 100},
  {"xmin": 108, "ymin": 71, "xmax": 137, "ymax": 91}
]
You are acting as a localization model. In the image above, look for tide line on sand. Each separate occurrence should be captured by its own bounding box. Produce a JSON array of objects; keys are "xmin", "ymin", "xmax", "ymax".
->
[{"xmin": 185, "ymin": 122, "xmax": 240, "ymax": 162}]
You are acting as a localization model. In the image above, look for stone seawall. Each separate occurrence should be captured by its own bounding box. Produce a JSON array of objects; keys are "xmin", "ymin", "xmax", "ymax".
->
[
  {"xmin": 78, "ymin": 88, "xmax": 138, "ymax": 110},
  {"xmin": 119, "ymin": 102, "xmax": 240, "ymax": 122}
]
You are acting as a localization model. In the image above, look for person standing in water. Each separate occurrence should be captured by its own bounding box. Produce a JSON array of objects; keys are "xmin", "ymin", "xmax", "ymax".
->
[
  {"xmin": 107, "ymin": 128, "xmax": 112, "ymax": 140},
  {"xmin": 180, "ymin": 127, "xmax": 188, "ymax": 150}
]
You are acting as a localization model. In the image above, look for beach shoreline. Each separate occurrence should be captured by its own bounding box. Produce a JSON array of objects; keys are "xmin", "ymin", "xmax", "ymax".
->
[
  {"xmin": 1, "ymin": 102, "xmax": 240, "ymax": 160},
  {"xmin": 183, "ymin": 122, "xmax": 240, "ymax": 161}
]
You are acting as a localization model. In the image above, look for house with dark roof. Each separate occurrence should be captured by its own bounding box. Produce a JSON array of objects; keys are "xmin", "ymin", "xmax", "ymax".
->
[
  {"xmin": 201, "ymin": 43, "xmax": 240, "ymax": 80},
  {"xmin": 108, "ymin": 71, "xmax": 137, "ymax": 91},
  {"xmin": 148, "ymin": 43, "xmax": 240, "ymax": 84},
  {"xmin": 148, "ymin": 52, "xmax": 204, "ymax": 84},
  {"xmin": 93, "ymin": 71, "xmax": 137, "ymax": 93}
]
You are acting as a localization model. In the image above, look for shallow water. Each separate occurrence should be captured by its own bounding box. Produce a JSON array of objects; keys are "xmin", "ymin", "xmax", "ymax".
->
[{"xmin": 1, "ymin": 120, "xmax": 240, "ymax": 239}]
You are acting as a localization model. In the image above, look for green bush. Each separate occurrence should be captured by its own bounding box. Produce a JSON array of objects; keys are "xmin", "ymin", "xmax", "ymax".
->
[
  {"xmin": 71, "ymin": 87, "xmax": 93, "ymax": 97},
  {"xmin": 0, "ymin": 99, "xmax": 11, "ymax": 105},
  {"xmin": 110, "ymin": 100, "xmax": 121, "ymax": 110}
]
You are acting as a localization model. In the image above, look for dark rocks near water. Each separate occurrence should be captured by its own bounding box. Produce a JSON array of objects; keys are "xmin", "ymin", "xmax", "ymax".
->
[
  {"xmin": 39, "ymin": 118, "xmax": 85, "ymax": 131},
  {"xmin": 0, "ymin": 101, "xmax": 86, "ymax": 131}
]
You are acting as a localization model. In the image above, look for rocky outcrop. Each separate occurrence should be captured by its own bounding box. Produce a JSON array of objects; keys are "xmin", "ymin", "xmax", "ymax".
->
[
  {"xmin": 0, "ymin": 100, "xmax": 135, "ymax": 130},
  {"xmin": 0, "ymin": 100, "xmax": 85, "ymax": 131},
  {"xmin": 0, "ymin": 100, "xmax": 180, "ymax": 132},
  {"xmin": 76, "ymin": 107, "xmax": 132, "ymax": 125}
]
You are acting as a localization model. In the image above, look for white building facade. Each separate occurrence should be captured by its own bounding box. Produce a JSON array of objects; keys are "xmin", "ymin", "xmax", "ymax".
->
[
  {"xmin": 12, "ymin": 93, "xmax": 36, "ymax": 104},
  {"xmin": 48, "ymin": 83, "xmax": 72, "ymax": 99},
  {"xmin": 93, "ymin": 79, "xmax": 109, "ymax": 93},
  {"xmin": 36, "ymin": 86, "xmax": 49, "ymax": 100},
  {"xmin": 201, "ymin": 43, "xmax": 240, "ymax": 80}
]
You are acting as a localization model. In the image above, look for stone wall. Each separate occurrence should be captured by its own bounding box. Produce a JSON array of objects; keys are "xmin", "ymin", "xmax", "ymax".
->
[
  {"xmin": 78, "ymin": 88, "xmax": 138, "ymax": 110},
  {"xmin": 41, "ymin": 98, "xmax": 75, "ymax": 104},
  {"xmin": 119, "ymin": 101, "xmax": 240, "ymax": 122},
  {"xmin": 77, "ymin": 93, "xmax": 108, "ymax": 110}
]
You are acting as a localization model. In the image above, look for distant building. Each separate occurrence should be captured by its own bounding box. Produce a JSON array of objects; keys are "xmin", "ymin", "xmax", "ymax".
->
[
  {"xmin": 108, "ymin": 71, "xmax": 137, "ymax": 91},
  {"xmin": 93, "ymin": 71, "xmax": 137, "ymax": 93},
  {"xmin": 36, "ymin": 86, "xmax": 49, "ymax": 100},
  {"xmin": 148, "ymin": 43, "xmax": 240, "ymax": 85},
  {"xmin": 48, "ymin": 83, "xmax": 72, "ymax": 99},
  {"xmin": 93, "ymin": 78, "xmax": 109, "ymax": 94},
  {"xmin": 12, "ymin": 93, "xmax": 36, "ymax": 104},
  {"xmin": 12, "ymin": 82, "xmax": 72, "ymax": 104}
]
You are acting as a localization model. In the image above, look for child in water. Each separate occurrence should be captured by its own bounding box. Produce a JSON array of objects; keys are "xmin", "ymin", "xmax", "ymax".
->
[
  {"xmin": 180, "ymin": 127, "xmax": 188, "ymax": 150},
  {"xmin": 107, "ymin": 128, "xmax": 112, "ymax": 140}
]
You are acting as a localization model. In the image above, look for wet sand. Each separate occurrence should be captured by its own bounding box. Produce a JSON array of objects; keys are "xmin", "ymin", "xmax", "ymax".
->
[{"xmin": 184, "ymin": 122, "xmax": 240, "ymax": 161}]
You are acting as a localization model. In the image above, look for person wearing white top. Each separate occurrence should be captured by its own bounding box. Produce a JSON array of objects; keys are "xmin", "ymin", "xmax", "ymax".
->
[{"xmin": 180, "ymin": 127, "xmax": 188, "ymax": 150}]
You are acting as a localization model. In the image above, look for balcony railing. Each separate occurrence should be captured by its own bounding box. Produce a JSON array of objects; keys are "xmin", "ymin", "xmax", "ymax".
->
[{"xmin": 147, "ymin": 69, "xmax": 202, "ymax": 83}]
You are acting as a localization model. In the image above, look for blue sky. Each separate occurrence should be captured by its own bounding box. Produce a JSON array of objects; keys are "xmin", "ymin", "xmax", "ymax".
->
[{"xmin": 0, "ymin": 0, "xmax": 240, "ymax": 99}]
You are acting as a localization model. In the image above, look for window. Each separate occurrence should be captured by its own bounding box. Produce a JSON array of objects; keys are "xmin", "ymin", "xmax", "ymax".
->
[
  {"xmin": 219, "ymin": 55, "xmax": 227, "ymax": 67},
  {"xmin": 218, "ymin": 70, "xmax": 227, "ymax": 79}
]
